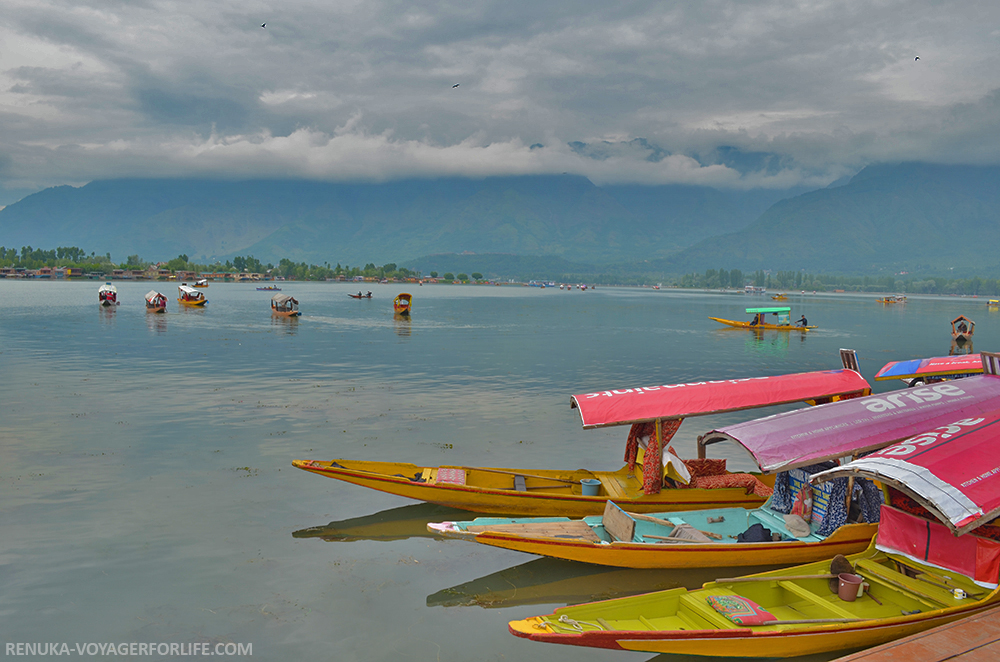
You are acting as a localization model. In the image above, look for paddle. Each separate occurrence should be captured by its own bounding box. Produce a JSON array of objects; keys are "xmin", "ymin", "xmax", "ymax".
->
[
  {"xmin": 714, "ymin": 574, "xmax": 838, "ymax": 583},
  {"xmin": 460, "ymin": 467, "xmax": 582, "ymax": 485}
]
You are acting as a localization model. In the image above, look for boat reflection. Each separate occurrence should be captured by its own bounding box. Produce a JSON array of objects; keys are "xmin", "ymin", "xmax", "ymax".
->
[
  {"xmin": 270, "ymin": 315, "xmax": 299, "ymax": 335},
  {"xmin": 292, "ymin": 502, "xmax": 469, "ymax": 542},
  {"xmin": 744, "ymin": 328, "xmax": 793, "ymax": 356},
  {"xmin": 427, "ymin": 557, "xmax": 783, "ymax": 609},
  {"xmin": 98, "ymin": 306, "xmax": 117, "ymax": 324},
  {"xmin": 950, "ymin": 340, "xmax": 974, "ymax": 355},
  {"xmin": 393, "ymin": 316, "xmax": 411, "ymax": 337},
  {"xmin": 146, "ymin": 312, "xmax": 167, "ymax": 333}
]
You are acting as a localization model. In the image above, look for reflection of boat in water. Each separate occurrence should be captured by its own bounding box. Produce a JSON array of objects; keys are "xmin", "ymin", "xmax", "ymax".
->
[
  {"xmin": 292, "ymin": 503, "xmax": 470, "ymax": 542},
  {"xmin": 393, "ymin": 292, "xmax": 412, "ymax": 315},
  {"xmin": 951, "ymin": 340, "xmax": 975, "ymax": 355},
  {"xmin": 270, "ymin": 293, "xmax": 301, "ymax": 317},
  {"xmin": 427, "ymin": 557, "xmax": 781, "ymax": 609},
  {"xmin": 293, "ymin": 359, "xmax": 869, "ymax": 517},
  {"xmin": 177, "ymin": 284, "xmax": 207, "ymax": 306},
  {"xmin": 710, "ymin": 307, "xmax": 815, "ymax": 331},
  {"xmin": 509, "ymin": 371, "xmax": 1000, "ymax": 657},
  {"xmin": 144, "ymin": 290, "xmax": 167, "ymax": 313},
  {"xmin": 951, "ymin": 315, "xmax": 975, "ymax": 342},
  {"xmin": 98, "ymin": 282, "xmax": 119, "ymax": 306},
  {"xmin": 393, "ymin": 316, "xmax": 411, "ymax": 337}
]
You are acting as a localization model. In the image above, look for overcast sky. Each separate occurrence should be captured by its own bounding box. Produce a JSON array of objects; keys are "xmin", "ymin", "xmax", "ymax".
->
[{"xmin": 1, "ymin": 0, "xmax": 999, "ymax": 203}]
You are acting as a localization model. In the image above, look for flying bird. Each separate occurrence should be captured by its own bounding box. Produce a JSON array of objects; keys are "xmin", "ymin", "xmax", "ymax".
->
[
  {"xmin": 914, "ymin": 56, "xmax": 919, "ymax": 61},
  {"xmin": 261, "ymin": 23, "xmax": 266, "ymax": 28},
  {"xmin": 452, "ymin": 83, "xmax": 460, "ymax": 88}
]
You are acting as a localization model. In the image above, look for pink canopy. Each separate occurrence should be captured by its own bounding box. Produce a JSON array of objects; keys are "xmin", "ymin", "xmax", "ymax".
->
[
  {"xmin": 874, "ymin": 353, "xmax": 983, "ymax": 381},
  {"xmin": 813, "ymin": 407, "xmax": 1000, "ymax": 536},
  {"xmin": 703, "ymin": 374, "xmax": 1000, "ymax": 473},
  {"xmin": 570, "ymin": 369, "xmax": 870, "ymax": 429}
]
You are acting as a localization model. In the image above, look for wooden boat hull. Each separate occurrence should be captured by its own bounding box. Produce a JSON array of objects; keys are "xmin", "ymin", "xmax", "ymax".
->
[
  {"xmin": 146, "ymin": 306, "xmax": 166, "ymax": 313},
  {"xmin": 272, "ymin": 309, "xmax": 301, "ymax": 317},
  {"xmin": 434, "ymin": 514, "xmax": 876, "ymax": 568},
  {"xmin": 293, "ymin": 459, "xmax": 773, "ymax": 517},
  {"xmin": 508, "ymin": 544, "xmax": 1000, "ymax": 657},
  {"xmin": 710, "ymin": 317, "xmax": 815, "ymax": 331},
  {"xmin": 177, "ymin": 298, "xmax": 207, "ymax": 306}
]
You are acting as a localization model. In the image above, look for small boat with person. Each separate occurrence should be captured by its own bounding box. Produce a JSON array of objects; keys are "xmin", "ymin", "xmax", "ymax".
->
[
  {"xmin": 270, "ymin": 293, "xmax": 300, "ymax": 317},
  {"xmin": 710, "ymin": 307, "xmax": 815, "ymax": 331},
  {"xmin": 876, "ymin": 294, "xmax": 907, "ymax": 304},
  {"xmin": 771, "ymin": 294, "xmax": 788, "ymax": 301},
  {"xmin": 393, "ymin": 292, "xmax": 412, "ymax": 315},
  {"xmin": 509, "ymin": 359, "xmax": 1000, "ymax": 657},
  {"xmin": 177, "ymin": 284, "xmax": 207, "ymax": 307},
  {"xmin": 98, "ymin": 282, "xmax": 119, "ymax": 306},
  {"xmin": 294, "ymin": 356, "xmax": 870, "ymax": 517},
  {"xmin": 951, "ymin": 315, "xmax": 975, "ymax": 342},
  {"xmin": 348, "ymin": 292, "xmax": 372, "ymax": 299},
  {"xmin": 144, "ymin": 290, "xmax": 167, "ymax": 313},
  {"xmin": 257, "ymin": 285, "xmax": 280, "ymax": 291},
  {"xmin": 193, "ymin": 279, "xmax": 209, "ymax": 288}
]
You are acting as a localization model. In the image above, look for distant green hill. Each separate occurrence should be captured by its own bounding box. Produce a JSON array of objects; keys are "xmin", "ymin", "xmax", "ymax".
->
[
  {"xmin": 665, "ymin": 163, "xmax": 1000, "ymax": 276},
  {"xmin": 0, "ymin": 176, "xmax": 794, "ymax": 266}
]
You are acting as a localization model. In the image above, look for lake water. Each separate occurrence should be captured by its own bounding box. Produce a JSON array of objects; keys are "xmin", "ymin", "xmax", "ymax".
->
[{"xmin": 1, "ymin": 281, "xmax": 993, "ymax": 661}]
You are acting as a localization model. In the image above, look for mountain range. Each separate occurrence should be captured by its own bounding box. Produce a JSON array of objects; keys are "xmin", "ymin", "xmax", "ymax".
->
[{"xmin": 1, "ymin": 162, "xmax": 998, "ymax": 277}]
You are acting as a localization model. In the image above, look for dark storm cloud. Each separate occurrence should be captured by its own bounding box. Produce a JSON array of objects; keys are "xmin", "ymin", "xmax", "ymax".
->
[{"xmin": 1, "ymin": 0, "xmax": 998, "ymax": 198}]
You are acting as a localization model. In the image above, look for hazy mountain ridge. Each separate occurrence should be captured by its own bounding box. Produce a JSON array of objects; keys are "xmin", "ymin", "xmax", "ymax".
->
[{"xmin": 0, "ymin": 176, "xmax": 796, "ymax": 266}]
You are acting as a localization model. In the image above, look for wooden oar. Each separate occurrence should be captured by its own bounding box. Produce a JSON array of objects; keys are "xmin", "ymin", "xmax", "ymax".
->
[
  {"xmin": 855, "ymin": 565, "xmax": 947, "ymax": 608},
  {"xmin": 715, "ymin": 574, "xmax": 838, "ymax": 583},
  {"xmin": 644, "ymin": 535, "xmax": 705, "ymax": 544},
  {"xmin": 622, "ymin": 509, "xmax": 723, "ymax": 539},
  {"xmin": 458, "ymin": 467, "xmax": 582, "ymax": 485},
  {"xmin": 761, "ymin": 618, "xmax": 864, "ymax": 625}
]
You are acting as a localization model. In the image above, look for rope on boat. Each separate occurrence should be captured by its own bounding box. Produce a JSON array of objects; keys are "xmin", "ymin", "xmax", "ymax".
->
[{"xmin": 538, "ymin": 614, "xmax": 605, "ymax": 632}]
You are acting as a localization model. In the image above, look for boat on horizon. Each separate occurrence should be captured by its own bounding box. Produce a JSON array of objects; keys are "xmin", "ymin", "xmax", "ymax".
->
[
  {"xmin": 144, "ymin": 290, "xmax": 167, "ymax": 313},
  {"xmin": 193, "ymin": 278, "xmax": 209, "ymax": 288},
  {"xmin": 952, "ymin": 315, "xmax": 975, "ymax": 342},
  {"xmin": 293, "ymin": 355, "xmax": 870, "ymax": 517},
  {"xmin": 509, "ymin": 359, "xmax": 1000, "ymax": 656},
  {"xmin": 98, "ymin": 282, "xmax": 119, "ymax": 306},
  {"xmin": 876, "ymin": 294, "xmax": 907, "ymax": 304},
  {"xmin": 710, "ymin": 306, "xmax": 815, "ymax": 331},
  {"xmin": 257, "ymin": 285, "xmax": 280, "ymax": 291}
]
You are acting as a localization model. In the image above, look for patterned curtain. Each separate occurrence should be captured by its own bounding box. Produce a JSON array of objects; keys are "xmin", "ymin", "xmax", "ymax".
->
[{"xmin": 642, "ymin": 418, "xmax": 683, "ymax": 495}]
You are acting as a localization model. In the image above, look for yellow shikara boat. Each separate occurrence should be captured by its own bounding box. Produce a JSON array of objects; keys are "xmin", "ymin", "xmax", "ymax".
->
[
  {"xmin": 771, "ymin": 294, "xmax": 788, "ymax": 301},
  {"xmin": 177, "ymin": 284, "xmax": 207, "ymax": 307},
  {"xmin": 430, "ymin": 367, "xmax": 1000, "ymax": 568},
  {"xmin": 270, "ymin": 293, "xmax": 301, "ymax": 317},
  {"xmin": 294, "ymin": 354, "xmax": 871, "ymax": 517},
  {"xmin": 710, "ymin": 307, "xmax": 815, "ymax": 331},
  {"xmin": 510, "ymin": 377, "xmax": 1000, "ymax": 657}
]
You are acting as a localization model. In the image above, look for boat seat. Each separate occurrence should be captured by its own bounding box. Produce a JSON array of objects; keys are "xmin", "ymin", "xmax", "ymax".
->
[
  {"xmin": 751, "ymin": 508, "xmax": 824, "ymax": 542},
  {"xmin": 777, "ymin": 581, "xmax": 858, "ymax": 619}
]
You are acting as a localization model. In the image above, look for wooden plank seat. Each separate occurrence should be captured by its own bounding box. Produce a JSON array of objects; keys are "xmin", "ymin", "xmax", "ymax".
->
[{"xmin": 465, "ymin": 520, "xmax": 601, "ymax": 541}]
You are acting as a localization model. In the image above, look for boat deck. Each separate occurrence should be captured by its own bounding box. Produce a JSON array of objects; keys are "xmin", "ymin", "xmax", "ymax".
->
[{"xmin": 833, "ymin": 605, "xmax": 1000, "ymax": 661}]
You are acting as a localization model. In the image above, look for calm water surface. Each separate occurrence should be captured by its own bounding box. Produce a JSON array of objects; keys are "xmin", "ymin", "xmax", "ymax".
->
[{"xmin": 1, "ymin": 281, "xmax": 994, "ymax": 661}]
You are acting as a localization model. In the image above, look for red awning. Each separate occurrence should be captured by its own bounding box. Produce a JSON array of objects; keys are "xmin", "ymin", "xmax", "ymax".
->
[
  {"xmin": 813, "ymin": 406, "xmax": 1000, "ymax": 536},
  {"xmin": 570, "ymin": 369, "xmax": 869, "ymax": 429}
]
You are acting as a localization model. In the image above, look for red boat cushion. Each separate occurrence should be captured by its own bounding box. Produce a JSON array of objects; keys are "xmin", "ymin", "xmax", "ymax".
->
[
  {"xmin": 705, "ymin": 595, "xmax": 776, "ymax": 625},
  {"xmin": 688, "ymin": 473, "xmax": 774, "ymax": 498},
  {"xmin": 682, "ymin": 458, "xmax": 728, "ymax": 479}
]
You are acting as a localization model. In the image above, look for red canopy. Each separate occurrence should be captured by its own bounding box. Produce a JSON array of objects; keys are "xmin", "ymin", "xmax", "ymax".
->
[
  {"xmin": 570, "ymin": 369, "xmax": 869, "ymax": 429},
  {"xmin": 813, "ymin": 407, "xmax": 1000, "ymax": 536}
]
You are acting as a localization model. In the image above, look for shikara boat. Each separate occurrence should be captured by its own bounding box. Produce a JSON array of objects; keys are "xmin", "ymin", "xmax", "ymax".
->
[
  {"xmin": 874, "ymin": 352, "xmax": 982, "ymax": 386},
  {"xmin": 771, "ymin": 294, "xmax": 788, "ymax": 301},
  {"xmin": 193, "ymin": 278, "xmax": 209, "ymax": 288},
  {"xmin": 98, "ymin": 282, "xmax": 119, "ymax": 306},
  {"xmin": 952, "ymin": 315, "xmax": 975, "ymax": 342},
  {"xmin": 177, "ymin": 284, "xmax": 207, "ymax": 306},
  {"xmin": 988, "ymin": 299, "xmax": 1000, "ymax": 308},
  {"xmin": 877, "ymin": 294, "xmax": 907, "ymax": 304},
  {"xmin": 293, "ymin": 354, "xmax": 871, "ymax": 517},
  {"xmin": 431, "ymin": 362, "xmax": 1000, "ymax": 568},
  {"xmin": 144, "ymin": 290, "xmax": 167, "ymax": 313},
  {"xmin": 710, "ymin": 307, "xmax": 815, "ymax": 331},
  {"xmin": 394, "ymin": 292, "xmax": 412, "ymax": 315},
  {"xmin": 270, "ymin": 293, "xmax": 300, "ymax": 317},
  {"xmin": 348, "ymin": 292, "xmax": 372, "ymax": 299},
  {"xmin": 509, "ymin": 363, "xmax": 1000, "ymax": 656},
  {"xmin": 257, "ymin": 285, "xmax": 280, "ymax": 291}
]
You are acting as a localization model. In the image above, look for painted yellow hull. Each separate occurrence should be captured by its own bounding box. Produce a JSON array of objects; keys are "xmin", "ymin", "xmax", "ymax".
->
[
  {"xmin": 447, "ymin": 521, "xmax": 876, "ymax": 569},
  {"xmin": 508, "ymin": 542, "xmax": 1000, "ymax": 657},
  {"xmin": 272, "ymin": 310, "xmax": 301, "ymax": 317},
  {"xmin": 178, "ymin": 298, "xmax": 207, "ymax": 306},
  {"xmin": 710, "ymin": 317, "xmax": 815, "ymax": 331},
  {"xmin": 292, "ymin": 459, "xmax": 773, "ymax": 517}
]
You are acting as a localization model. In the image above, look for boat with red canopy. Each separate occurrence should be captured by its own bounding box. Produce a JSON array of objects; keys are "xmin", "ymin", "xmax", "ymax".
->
[
  {"xmin": 293, "ymin": 354, "xmax": 870, "ymax": 517},
  {"xmin": 431, "ymin": 355, "xmax": 1000, "ymax": 568},
  {"xmin": 507, "ymin": 355, "xmax": 1000, "ymax": 657},
  {"xmin": 874, "ymin": 353, "xmax": 983, "ymax": 386}
]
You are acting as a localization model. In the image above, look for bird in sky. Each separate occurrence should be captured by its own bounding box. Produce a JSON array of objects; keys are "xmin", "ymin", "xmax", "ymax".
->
[
  {"xmin": 452, "ymin": 83, "xmax": 460, "ymax": 88},
  {"xmin": 914, "ymin": 56, "xmax": 919, "ymax": 61},
  {"xmin": 261, "ymin": 23, "xmax": 266, "ymax": 28}
]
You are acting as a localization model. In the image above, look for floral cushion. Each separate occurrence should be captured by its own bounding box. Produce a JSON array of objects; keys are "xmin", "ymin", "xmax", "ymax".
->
[
  {"xmin": 690, "ymin": 473, "xmax": 774, "ymax": 498},
  {"xmin": 681, "ymin": 458, "xmax": 728, "ymax": 479},
  {"xmin": 705, "ymin": 595, "xmax": 776, "ymax": 625}
]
